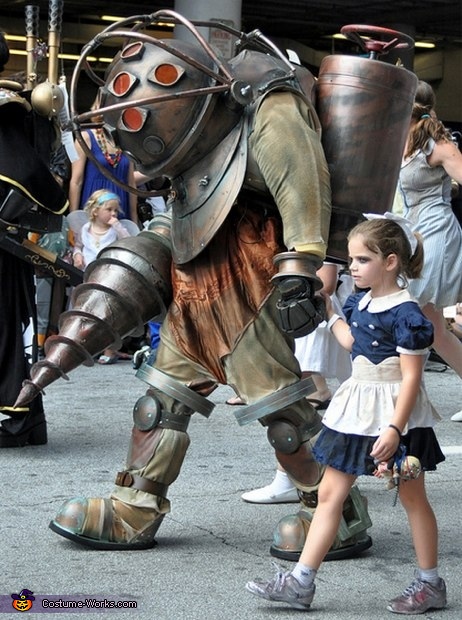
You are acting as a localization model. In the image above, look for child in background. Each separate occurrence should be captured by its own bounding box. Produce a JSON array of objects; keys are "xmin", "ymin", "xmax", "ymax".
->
[
  {"xmin": 73, "ymin": 189, "xmax": 132, "ymax": 364},
  {"xmin": 72, "ymin": 189, "xmax": 131, "ymax": 271},
  {"xmin": 246, "ymin": 214, "xmax": 446, "ymax": 615}
]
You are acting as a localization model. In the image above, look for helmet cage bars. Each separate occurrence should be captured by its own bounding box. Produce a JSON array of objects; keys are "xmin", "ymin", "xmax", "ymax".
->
[{"xmin": 68, "ymin": 10, "xmax": 297, "ymax": 198}]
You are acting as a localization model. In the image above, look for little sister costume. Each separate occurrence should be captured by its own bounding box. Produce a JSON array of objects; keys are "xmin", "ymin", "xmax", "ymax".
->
[{"xmin": 314, "ymin": 289, "xmax": 445, "ymax": 475}]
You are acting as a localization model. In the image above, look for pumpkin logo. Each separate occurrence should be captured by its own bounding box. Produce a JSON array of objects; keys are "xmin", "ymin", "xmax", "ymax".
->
[{"xmin": 11, "ymin": 589, "xmax": 35, "ymax": 612}]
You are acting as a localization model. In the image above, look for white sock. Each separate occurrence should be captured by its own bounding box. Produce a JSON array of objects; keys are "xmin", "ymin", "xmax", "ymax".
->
[
  {"xmin": 270, "ymin": 470, "xmax": 295, "ymax": 493},
  {"xmin": 292, "ymin": 562, "xmax": 317, "ymax": 586},
  {"xmin": 418, "ymin": 567, "xmax": 440, "ymax": 584}
]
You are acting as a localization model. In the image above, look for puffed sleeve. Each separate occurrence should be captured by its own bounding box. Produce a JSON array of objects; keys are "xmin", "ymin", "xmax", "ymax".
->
[
  {"xmin": 394, "ymin": 303, "xmax": 434, "ymax": 353},
  {"xmin": 342, "ymin": 292, "xmax": 364, "ymax": 323}
]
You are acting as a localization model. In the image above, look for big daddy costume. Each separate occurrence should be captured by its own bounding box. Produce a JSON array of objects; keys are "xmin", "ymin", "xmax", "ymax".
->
[{"xmin": 16, "ymin": 14, "xmax": 418, "ymax": 557}]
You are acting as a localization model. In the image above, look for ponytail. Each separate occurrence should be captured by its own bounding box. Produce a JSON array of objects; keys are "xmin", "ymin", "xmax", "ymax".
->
[{"xmin": 406, "ymin": 81, "xmax": 452, "ymax": 158}]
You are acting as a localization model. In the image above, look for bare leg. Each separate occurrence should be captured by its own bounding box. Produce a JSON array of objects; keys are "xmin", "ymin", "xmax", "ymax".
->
[
  {"xmin": 398, "ymin": 474, "xmax": 438, "ymax": 570},
  {"xmin": 306, "ymin": 373, "xmax": 332, "ymax": 404},
  {"xmin": 386, "ymin": 474, "xmax": 446, "ymax": 615},
  {"xmin": 298, "ymin": 466, "xmax": 356, "ymax": 570}
]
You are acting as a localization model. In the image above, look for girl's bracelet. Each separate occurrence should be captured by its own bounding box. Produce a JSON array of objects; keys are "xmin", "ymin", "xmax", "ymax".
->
[
  {"xmin": 388, "ymin": 424, "xmax": 402, "ymax": 438},
  {"xmin": 326, "ymin": 313, "xmax": 341, "ymax": 332}
]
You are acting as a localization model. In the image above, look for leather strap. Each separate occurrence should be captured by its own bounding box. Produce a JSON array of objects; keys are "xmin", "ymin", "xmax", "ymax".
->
[
  {"xmin": 115, "ymin": 471, "xmax": 167, "ymax": 498},
  {"xmin": 102, "ymin": 498, "xmax": 114, "ymax": 541}
]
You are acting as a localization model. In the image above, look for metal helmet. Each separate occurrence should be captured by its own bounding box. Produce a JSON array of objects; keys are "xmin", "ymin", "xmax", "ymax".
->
[
  {"xmin": 67, "ymin": 10, "xmax": 254, "ymax": 182},
  {"xmin": 99, "ymin": 37, "xmax": 242, "ymax": 179},
  {"xmin": 70, "ymin": 10, "xmax": 314, "ymax": 191}
]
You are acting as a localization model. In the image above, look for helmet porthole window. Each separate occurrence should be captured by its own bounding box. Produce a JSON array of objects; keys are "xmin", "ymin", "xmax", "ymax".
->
[
  {"xmin": 119, "ymin": 106, "xmax": 148, "ymax": 132},
  {"xmin": 121, "ymin": 42, "xmax": 145, "ymax": 61},
  {"xmin": 109, "ymin": 72, "xmax": 138, "ymax": 97},
  {"xmin": 150, "ymin": 63, "xmax": 185, "ymax": 86}
]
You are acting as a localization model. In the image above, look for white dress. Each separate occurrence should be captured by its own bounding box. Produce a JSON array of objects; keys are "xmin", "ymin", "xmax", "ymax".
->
[
  {"xmin": 81, "ymin": 223, "xmax": 118, "ymax": 266},
  {"xmin": 322, "ymin": 290, "xmax": 440, "ymax": 436}
]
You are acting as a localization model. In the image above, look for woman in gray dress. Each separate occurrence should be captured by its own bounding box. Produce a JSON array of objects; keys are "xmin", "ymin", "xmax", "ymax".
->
[{"xmin": 398, "ymin": 81, "xmax": 462, "ymax": 421}]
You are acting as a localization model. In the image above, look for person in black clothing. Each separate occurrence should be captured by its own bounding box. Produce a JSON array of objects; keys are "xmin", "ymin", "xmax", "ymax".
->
[{"xmin": 0, "ymin": 31, "xmax": 67, "ymax": 447}]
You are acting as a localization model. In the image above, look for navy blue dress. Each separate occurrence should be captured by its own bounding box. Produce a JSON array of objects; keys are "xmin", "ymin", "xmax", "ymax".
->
[{"xmin": 313, "ymin": 289, "xmax": 445, "ymax": 475}]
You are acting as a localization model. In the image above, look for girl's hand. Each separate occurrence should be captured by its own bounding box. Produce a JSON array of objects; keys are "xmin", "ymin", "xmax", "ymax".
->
[
  {"xmin": 370, "ymin": 428, "xmax": 400, "ymax": 463},
  {"xmin": 109, "ymin": 215, "xmax": 120, "ymax": 227}
]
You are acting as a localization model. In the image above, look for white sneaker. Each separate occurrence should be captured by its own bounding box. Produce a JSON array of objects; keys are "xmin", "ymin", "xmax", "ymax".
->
[
  {"xmin": 241, "ymin": 484, "xmax": 299, "ymax": 504},
  {"xmin": 450, "ymin": 410, "xmax": 462, "ymax": 422}
]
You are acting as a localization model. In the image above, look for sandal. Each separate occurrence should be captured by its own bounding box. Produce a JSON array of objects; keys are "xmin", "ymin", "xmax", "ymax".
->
[
  {"xmin": 306, "ymin": 397, "xmax": 331, "ymax": 411},
  {"xmin": 98, "ymin": 354, "xmax": 118, "ymax": 365}
]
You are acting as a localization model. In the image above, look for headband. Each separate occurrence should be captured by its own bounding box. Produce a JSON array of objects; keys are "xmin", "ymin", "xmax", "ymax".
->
[
  {"xmin": 363, "ymin": 212, "xmax": 418, "ymax": 255},
  {"xmin": 96, "ymin": 192, "xmax": 120, "ymax": 205}
]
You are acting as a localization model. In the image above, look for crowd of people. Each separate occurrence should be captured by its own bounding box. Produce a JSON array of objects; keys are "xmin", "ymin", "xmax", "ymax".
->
[{"xmin": 1, "ymin": 21, "xmax": 461, "ymax": 617}]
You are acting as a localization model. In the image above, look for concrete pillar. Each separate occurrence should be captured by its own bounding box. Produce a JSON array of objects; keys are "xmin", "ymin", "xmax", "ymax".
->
[{"xmin": 174, "ymin": 0, "xmax": 242, "ymax": 58}]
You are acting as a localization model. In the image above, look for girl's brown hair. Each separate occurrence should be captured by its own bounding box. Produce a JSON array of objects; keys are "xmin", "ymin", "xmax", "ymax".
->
[
  {"xmin": 348, "ymin": 218, "xmax": 424, "ymax": 282},
  {"xmin": 405, "ymin": 80, "xmax": 452, "ymax": 159}
]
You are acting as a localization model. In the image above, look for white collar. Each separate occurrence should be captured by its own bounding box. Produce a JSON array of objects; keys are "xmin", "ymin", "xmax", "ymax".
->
[{"xmin": 357, "ymin": 289, "xmax": 414, "ymax": 313}]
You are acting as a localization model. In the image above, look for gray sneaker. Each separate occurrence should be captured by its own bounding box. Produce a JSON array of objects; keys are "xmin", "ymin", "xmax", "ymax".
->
[
  {"xmin": 246, "ymin": 566, "xmax": 315, "ymax": 610},
  {"xmin": 387, "ymin": 573, "xmax": 447, "ymax": 615}
]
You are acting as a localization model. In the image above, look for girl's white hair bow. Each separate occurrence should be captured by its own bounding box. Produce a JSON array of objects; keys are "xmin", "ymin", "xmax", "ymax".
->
[{"xmin": 363, "ymin": 212, "xmax": 418, "ymax": 255}]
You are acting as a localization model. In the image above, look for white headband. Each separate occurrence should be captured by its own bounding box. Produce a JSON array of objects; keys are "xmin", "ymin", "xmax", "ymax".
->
[{"xmin": 363, "ymin": 212, "xmax": 418, "ymax": 255}]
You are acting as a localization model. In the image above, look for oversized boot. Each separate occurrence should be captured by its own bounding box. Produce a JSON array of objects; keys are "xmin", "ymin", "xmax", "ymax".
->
[
  {"xmin": 270, "ymin": 406, "xmax": 372, "ymax": 561},
  {"xmin": 270, "ymin": 424, "xmax": 373, "ymax": 561},
  {"xmin": 49, "ymin": 365, "xmax": 215, "ymax": 549},
  {"xmin": 270, "ymin": 486, "xmax": 373, "ymax": 562},
  {"xmin": 233, "ymin": 379, "xmax": 372, "ymax": 561}
]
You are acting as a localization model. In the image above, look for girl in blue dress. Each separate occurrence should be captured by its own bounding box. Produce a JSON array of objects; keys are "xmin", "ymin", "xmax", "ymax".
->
[{"xmin": 246, "ymin": 214, "xmax": 446, "ymax": 615}]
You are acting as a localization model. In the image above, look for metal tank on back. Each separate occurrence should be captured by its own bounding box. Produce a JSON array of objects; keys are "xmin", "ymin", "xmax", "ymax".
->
[{"xmin": 316, "ymin": 25, "xmax": 418, "ymax": 261}]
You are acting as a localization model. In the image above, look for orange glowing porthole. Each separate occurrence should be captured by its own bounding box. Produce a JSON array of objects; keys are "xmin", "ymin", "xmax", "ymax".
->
[
  {"xmin": 121, "ymin": 42, "xmax": 144, "ymax": 60},
  {"xmin": 150, "ymin": 64, "xmax": 184, "ymax": 86},
  {"xmin": 120, "ymin": 107, "xmax": 147, "ymax": 132},
  {"xmin": 109, "ymin": 72, "xmax": 138, "ymax": 97}
]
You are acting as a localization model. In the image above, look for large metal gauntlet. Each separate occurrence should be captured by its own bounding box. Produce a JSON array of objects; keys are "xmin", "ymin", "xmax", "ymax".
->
[{"xmin": 271, "ymin": 252, "xmax": 325, "ymax": 338}]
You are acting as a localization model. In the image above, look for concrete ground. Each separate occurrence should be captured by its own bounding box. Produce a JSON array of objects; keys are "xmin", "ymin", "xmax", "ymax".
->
[{"xmin": 0, "ymin": 356, "xmax": 461, "ymax": 619}]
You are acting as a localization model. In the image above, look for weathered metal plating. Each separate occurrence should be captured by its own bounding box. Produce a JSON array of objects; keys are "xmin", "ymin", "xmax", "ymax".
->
[
  {"xmin": 15, "ymin": 219, "xmax": 172, "ymax": 406},
  {"xmin": 136, "ymin": 363, "xmax": 214, "ymax": 418},
  {"xmin": 316, "ymin": 25, "xmax": 418, "ymax": 260},
  {"xmin": 234, "ymin": 378, "xmax": 315, "ymax": 426}
]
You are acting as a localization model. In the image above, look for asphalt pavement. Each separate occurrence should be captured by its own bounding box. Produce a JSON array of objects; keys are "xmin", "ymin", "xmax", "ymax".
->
[{"xmin": 1, "ymin": 356, "xmax": 461, "ymax": 619}]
